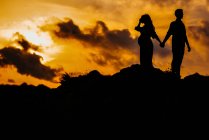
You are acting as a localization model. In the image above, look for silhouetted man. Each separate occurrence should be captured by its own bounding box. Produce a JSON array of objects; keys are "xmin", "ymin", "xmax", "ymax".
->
[{"xmin": 161, "ymin": 9, "xmax": 191, "ymax": 78}]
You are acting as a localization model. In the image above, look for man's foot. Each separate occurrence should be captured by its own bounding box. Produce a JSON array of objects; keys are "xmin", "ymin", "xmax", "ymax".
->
[{"xmin": 171, "ymin": 71, "xmax": 181, "ymax": 79}]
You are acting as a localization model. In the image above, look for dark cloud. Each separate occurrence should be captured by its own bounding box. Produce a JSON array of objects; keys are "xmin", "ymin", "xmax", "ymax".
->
[
  {"xmin": 13, "ymin": 32, "xmax": 40, "ymax": 52},
  {"xmin": 8, "ymin": 79, "xmax": 15, "ymax": 83},
  {"xmin": 0, "ymin": 33, "xmax": 61, "ymax": 81},
  {"xmin": 48, "ymin": 19, "xmax": 170, "ymax": 56},
  {"xmin": 54, "ymin": 19, "xmax": 82, "ymax": 39},
  {"xmin": 42, "ymin": 19, "xmax": 140, "ymax": 68},
  {"xmin": 89, "ymin": 50, "xmax": 137, "ymax": 69},
  {"xmin": 42, "ymin": 18, "xmax": 169, "ymax": 68},
  {"xmin": 0, "ymin": 47, "xmax": 61, "ymax": 81},
  {"xmin": 46, "ymin": 19, "xmax": 138, "ymax": 50}
]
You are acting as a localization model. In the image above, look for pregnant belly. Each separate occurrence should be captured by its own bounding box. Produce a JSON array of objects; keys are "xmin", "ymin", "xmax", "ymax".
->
[{"xmin": 138, "ymin": 36, "xmax": 152, "ymax": 46}]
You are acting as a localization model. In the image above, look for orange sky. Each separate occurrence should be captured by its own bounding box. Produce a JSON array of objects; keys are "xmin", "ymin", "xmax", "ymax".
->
[{"xmin": 0, "ymin": 0, "xmax": 209, "ymax": 88}]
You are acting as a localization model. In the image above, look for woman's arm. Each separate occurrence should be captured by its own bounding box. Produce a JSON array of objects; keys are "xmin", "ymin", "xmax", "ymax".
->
[
  {"xmin": 152, "ymin": 31, "xmax": 161, "ymax": 44},
  {"xmin": 155, "ymin": 35, "xmax": 162, "ymax": 44},
  {"xmin": 135, "ymin": 21, "xmax": 142, "ymax": 31},
  {"xmin": 161, "ymin": 23, "xmax": 173, "ymax": 48}
]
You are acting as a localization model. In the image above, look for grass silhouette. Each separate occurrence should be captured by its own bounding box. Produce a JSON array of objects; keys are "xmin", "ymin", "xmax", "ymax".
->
[{"xmin": 0, "ymin": 64, "xmax": 208, "ymax": 123}]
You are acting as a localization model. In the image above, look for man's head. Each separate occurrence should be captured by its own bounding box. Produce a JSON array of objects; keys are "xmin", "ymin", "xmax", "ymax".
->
[{"xmin": 175, "ymin": 9, "xmax": 183, "ymax": 19}]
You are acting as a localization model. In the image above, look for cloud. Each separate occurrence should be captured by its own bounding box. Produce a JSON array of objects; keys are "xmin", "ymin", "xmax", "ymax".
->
[
  {"xmin": 13, "ymin": 32, "xmax": 41, "ymax": 52},
  {"xmin": 90, "ymin": 51, "xmax": 122, "ymax": 68},
  {"xmin": 0, "ymin": 33, "xmax": 62, "ymax": 81},
  {"xmin": 41, "ymin": 18, "xmax": 169, "ymax": 68},
  {"xmin": 189, "ymin": 4, "xmax": 209, "ymax": 20},
  {"xmin": 41, "ymin": 18, "xmax": 140, "ymax": 68},
  {"xmin": 89, "ymin": 49, "xmax": 137, "ymax": 69},
  {"xmin": 43, "ymin": 19, "xmax": 138, "ymax": 50},
  {"xmin": 0, "ymin": 47, "xmax": 61, "ymax": 81},
  {"xmin": 8, "ymin": 79, "xmax": 15, "ymax": 83},
  {"xmin": 187, "ymin": 19, "xmax": 209, "ymax": 65},
  {"xmin": 189, "ymin": 20, "xmax": 209, "ymax": 45}
]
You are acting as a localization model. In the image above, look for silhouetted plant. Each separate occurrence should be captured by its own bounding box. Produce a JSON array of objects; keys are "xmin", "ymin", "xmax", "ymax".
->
[{"xmin": 60, "ymin": 73, "xmax": 71, "ymax": 86}]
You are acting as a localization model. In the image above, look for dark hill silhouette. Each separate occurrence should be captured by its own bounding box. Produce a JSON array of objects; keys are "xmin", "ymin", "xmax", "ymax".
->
[{"xmin": 0, "ymin": 64, "xmax": 209, "ymax": 124}]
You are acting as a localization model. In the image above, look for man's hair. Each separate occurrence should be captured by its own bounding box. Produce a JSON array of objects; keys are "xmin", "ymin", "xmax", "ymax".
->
[{"xmin": 175, "ymin": 9, "xmax": 183, "ymax": 17}]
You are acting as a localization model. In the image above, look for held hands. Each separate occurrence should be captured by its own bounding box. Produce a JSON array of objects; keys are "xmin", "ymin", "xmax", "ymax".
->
[{"xmin": 160, "ymin": 42, "xmax": 165, "ymax": 48}]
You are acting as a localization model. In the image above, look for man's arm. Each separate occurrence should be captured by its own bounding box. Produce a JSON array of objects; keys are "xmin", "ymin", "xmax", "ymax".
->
[
  {"xmin": 161, "ymin": 23, "xmax": 173, "ymax": 48},
  {"xmin": 185, "ymin": 35, "xmax": 191, "ymax": 52},
  {"xmin": 161, "ymin": 33, "xmax": 171, "ymax": 48},
  {"xmin": 153, "ymin": 32, "xmax": 162, "ymax": 44}
]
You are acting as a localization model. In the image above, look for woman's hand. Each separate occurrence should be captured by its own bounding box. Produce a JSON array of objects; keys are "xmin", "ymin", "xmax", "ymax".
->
[
  {"xmin": 135, "ymin": 26, "xmax": 139, "ymax": 31},
  {"xmin": 135, "ymin": 22, "xmax": 141, "ymax": 31},
  {"xmin": 135, "ymin": 19, "xmax": 142, "ymax": 31}
]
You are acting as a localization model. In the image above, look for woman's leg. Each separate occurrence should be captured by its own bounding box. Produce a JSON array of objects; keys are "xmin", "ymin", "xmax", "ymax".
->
[
  {"xmin": 140, "ymin": 45, "xmax": 146, "ymax": 67},
  {"xmin": 176, "ymin": 50, "xmax": 184, "ymax": 77},
  {"xmin": 146, "ymin": 41, "xmax": 154, "ymax": 68},
  {"xmin": 139, "ymin": 39, "xmax": 153, "ymax": 69}
]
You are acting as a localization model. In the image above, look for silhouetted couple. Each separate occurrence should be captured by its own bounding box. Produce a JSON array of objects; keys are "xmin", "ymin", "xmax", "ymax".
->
[{"xmin": 135, "ymin": 9, "xmax": 191, "ymax": 78}]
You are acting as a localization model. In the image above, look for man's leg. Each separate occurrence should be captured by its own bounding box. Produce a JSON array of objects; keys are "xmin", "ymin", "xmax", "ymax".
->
[
  {"xmin": 171, "ymin": 52, "xmax": 178, "ymax": 74},
  {"xmin": 176, "ymin": 50, "xmax": 184, "ymax": 78},
  {"xmin": 172, "ymin": 51, "xmax": 182, "ymax": 78}
]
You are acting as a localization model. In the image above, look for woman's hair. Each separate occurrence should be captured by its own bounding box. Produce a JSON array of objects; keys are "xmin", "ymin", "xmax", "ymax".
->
[{"xmin": 140, "ymin": 14, "xmax": 155, "ymax": 30}]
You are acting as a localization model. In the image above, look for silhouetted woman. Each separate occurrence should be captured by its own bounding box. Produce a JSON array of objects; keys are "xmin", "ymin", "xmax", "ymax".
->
[{"xmin": 135, "ymin": 14, "xmax": 161, "ymax": 69}]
